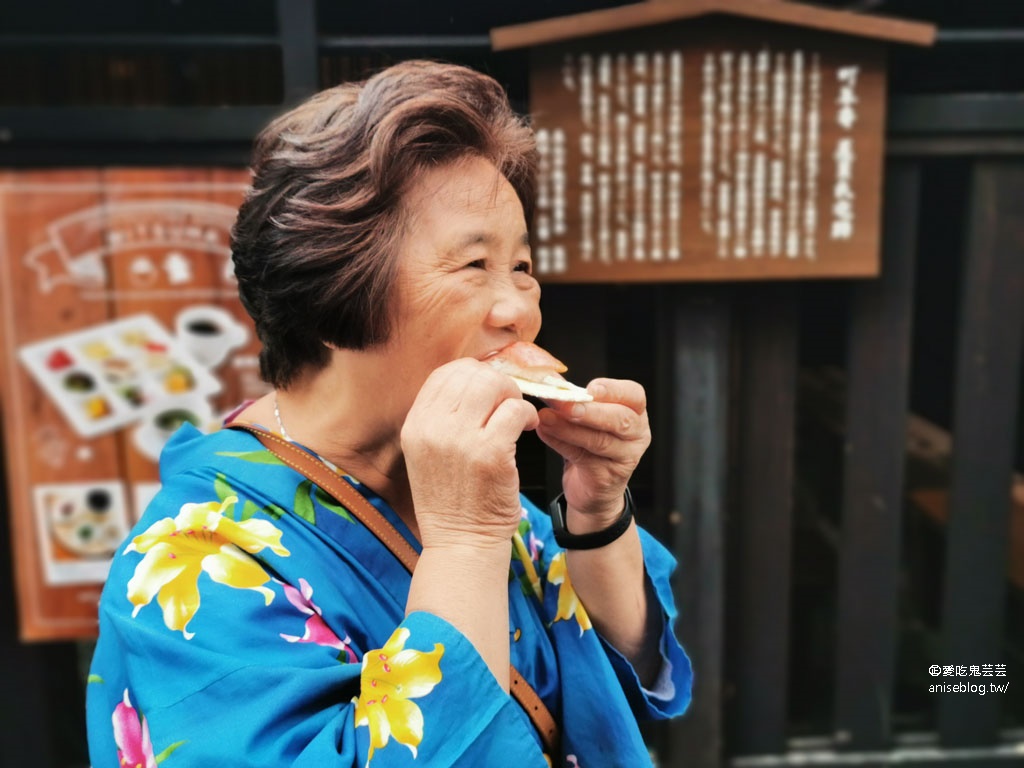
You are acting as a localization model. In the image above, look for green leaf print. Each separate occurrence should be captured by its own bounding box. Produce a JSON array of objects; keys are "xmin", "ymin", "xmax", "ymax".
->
[
  {"xmin": 87, "ymin": 674, "xmax": 104, "ymax": 684},
  {"xmin": 154, "ymin": 740, "xmax": 186, "ymax": 764},
  {"xmin": 262, "ymin": 502, "xmax": 286, "ymax": 520},
  {"xmin": 313, "ymin": 485, "xmax": 354, "ymax": 523},
  {"xmin": 215, "ymin": 450, "xmax": 286, "ymax": 466},
  {"xmin": 293, "ymin": 480, "xmax": 317, "ymax": 524},
  {"xmin": 518, "ymin": 571, "xmax": 537, "ymax": 599},
  {"xmin": 238, "ymin": 500, "xmax": 261, "ymax": 521},
  {"xmin": 214, "ymin": 473, "xmax": 233, "ymax": 503}
]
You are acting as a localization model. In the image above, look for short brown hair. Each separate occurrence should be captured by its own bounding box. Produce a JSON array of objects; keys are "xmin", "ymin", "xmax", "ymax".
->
[{"xmin": 231, "ymin": 60, "xmax": 538, "ymax": 388}]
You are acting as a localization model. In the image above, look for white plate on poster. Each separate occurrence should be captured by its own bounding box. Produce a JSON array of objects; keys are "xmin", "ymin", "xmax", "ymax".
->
[
  {"xmin": 18, "ymin": 313, "xmax": 222, "ymax": 439},
  {"xmin": 132, "ymin": 394, "xmax": 216, "ymax": 463},
  {"xmin": 33, "ymin": 481, "xmax": 129, "ymax": 585}
]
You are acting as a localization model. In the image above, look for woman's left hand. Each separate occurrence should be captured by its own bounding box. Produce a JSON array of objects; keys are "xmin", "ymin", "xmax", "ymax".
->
[{"xmin": 535, "ymin": 378, "xmax": 651, "ymax": 526}]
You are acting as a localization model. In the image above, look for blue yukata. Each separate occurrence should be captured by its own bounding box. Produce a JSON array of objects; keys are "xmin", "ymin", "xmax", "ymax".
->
[{"xmin": 87, "ymin": 424, "xmax": 692, "ymax": 767}]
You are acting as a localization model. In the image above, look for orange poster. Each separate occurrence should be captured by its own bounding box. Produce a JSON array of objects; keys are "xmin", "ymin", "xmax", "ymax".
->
[{"xmin": 0, "ymin": 169, "xmax": 267, "ymax": 640}]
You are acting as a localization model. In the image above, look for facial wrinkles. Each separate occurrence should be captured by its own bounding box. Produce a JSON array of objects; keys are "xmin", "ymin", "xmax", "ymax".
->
[{"xmin": 388, "ymin": 158, "xmax": 540, "ymax": 350}]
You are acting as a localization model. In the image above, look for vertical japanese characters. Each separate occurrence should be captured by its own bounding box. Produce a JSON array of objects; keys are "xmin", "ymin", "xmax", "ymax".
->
[{"xmin": 534, "ymin": 47, "xmax": 865, "ymax": 275}]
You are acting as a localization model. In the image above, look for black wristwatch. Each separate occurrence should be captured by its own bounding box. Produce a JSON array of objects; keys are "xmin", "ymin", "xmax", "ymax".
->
[{"xmin": 548, "ymin": 487, "xmax": 635, "ymax": 550}]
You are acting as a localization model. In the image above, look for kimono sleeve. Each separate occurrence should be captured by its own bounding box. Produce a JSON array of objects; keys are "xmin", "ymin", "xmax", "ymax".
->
[
  {"xmin": 521, "ymin": 495, "xmax": 692, "ymax": 720},
  {"xmin": 599, "ymin": 526, "xmax": 693, "ymax": 720},
  {"xmin": 87, "ymin": 473, "xmax": 548, "ymax": 768}
]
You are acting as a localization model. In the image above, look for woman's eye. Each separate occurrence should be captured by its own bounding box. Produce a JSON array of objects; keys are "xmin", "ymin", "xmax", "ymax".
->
[
  {"xmin": 465, "ymin": 259, "xmax": 486, "ymax": 269},
  {"xmin": 514, "ymin": 261, "xmax": 532, "ymax": 274}
]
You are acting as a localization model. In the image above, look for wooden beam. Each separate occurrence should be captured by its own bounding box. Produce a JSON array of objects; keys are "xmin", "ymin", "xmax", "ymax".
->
[
  {"xmin": 659, "ymin": 286, "xmax": 731, "ymax": 768},
  {"xmin": 938, "ymin": 161, "xmax": 1024, "ymax": 747},
  {"xmin": 492, "ymin": 0, "xmax": 935, "ymax": 51},
  {"xmin": 728, "ymin": 284, "xmax": 798, "ymax": 756},
  {"xmin": 277, "ymin": 0, "xmax": 318, "ymax": 103},
  {"xmin": 833, "ymin": 160, "xmax": 921, "ymax": 750}
]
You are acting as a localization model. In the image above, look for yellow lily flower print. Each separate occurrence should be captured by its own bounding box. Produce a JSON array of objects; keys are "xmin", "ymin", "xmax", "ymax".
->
[
  {"xmin": 548, "ymin": 552, "xmax": 592, "ymax": 636},
  {"xmin": 125, "ymin": 495, "xmax": 290, "ymax": 639},
  {"xmin": 354, "ymin": 627, "xmax": 444, "ymax": 766}
]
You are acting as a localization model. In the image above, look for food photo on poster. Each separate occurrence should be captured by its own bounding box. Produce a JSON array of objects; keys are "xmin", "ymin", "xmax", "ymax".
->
[
  {"xmin": 17, "ymin": 306, "xmax": 251, "ymax": 463},
  {"xmin": 32, "ymin": 481, "xmax": 130, "ymax": 585},
  {"xmin": 15, "ymin": 305, "xmax": 250, "ymax": 587},
  {"xmin": 0, "ymin": 170, "xmax": 264, "ymax": 639}
]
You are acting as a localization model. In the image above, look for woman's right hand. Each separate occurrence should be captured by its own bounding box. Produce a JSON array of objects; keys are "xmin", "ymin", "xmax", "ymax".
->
[{"xmin": 401, "ymin": 358, "xmax": 538, "ymax": 550}]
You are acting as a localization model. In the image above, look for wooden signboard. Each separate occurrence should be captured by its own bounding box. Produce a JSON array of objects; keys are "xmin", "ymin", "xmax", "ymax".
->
[
  {"xmin": 0, "ymin": 169, "xmax": 267, "ymax": 641},
  {"xmin": 492, "ymin": 0, "xmax": 935, "ymax": 282}
]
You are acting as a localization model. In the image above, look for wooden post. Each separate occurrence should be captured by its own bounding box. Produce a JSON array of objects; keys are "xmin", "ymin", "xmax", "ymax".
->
[
  {"xmin": 728, "ymin": 283, "xmax": 798, "ymax": 756},
  {"xmin": 659, "ymin": 286, "xmax": 731, "ymax": 768},
  {"xmin": 938, "ymin": 161, "xmax": 1024, "ymax": 747},
  {"xmin": 834, "ymin": 160, "xmax": 921, "ymax": 750}
]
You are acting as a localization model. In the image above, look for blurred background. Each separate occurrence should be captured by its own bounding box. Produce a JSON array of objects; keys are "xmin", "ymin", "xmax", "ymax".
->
[{"xmin": 0, "ymin": 1, "xmax": 1022, "ymax": 766}]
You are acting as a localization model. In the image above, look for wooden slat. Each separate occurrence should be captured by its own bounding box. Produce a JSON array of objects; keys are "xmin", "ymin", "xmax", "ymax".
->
[
  {"xmin": 728, "ymin": 284, "xmax": 798, "ymax": 755},
  {"xmin": 833, "ymin": 161, "xmax": 922, "ymax": 749},
  {"xmin": 277, "ymin": 0, "xmax": 318, "ymax": 102},
  {"xmin": 731, "ymin": 748, "xmax": 1024, "ymax": 767},
  {"xmin": 888, "ymin": 94, "xmax": 1024, "ymax": 136},
  {"xmin": 659, "ymin": 287, "xmax": 731, "ymax": 768},
  {"xmin": 0, "ymin": 105, "xmax": 279, "ymax": 142},
  {"xmin": 938, "ymin": 161, "xmax": 1024, "ymax": 747}
]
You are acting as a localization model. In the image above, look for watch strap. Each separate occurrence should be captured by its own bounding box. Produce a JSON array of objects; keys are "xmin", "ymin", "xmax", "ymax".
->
[{"xmin": 548, "ymin": 487, "xmax": 635, "ymax": 550}]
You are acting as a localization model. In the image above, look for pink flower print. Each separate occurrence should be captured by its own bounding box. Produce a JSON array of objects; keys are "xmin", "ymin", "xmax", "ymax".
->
[
  {"xmin": 112, "ymin": 689, "xmax": 157, "ymax": 768},
  {"xmin": 518, "ymin": 506, "xmax": 544, "ymax": 561},
  {"xmin": 280, "ymin": 578, "xmax": 358, "ymax": 662},
  {"xmin": 528, "ymin": 530, "xmax": 543, "ymax": 561}
]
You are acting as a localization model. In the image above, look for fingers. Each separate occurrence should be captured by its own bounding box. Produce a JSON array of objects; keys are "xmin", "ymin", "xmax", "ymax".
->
[
  {"xmin": 403, "ymin": 357, "xmax": 537, "ymax": 464},
  {"xmin": 537, "ymin": 407, "xmax": 649, "ymax": 464},
  {"xmin": 587, "ymin": 377, "xmax": 647, "ymax": 414},
  {"xmin": 402, "ymin": 358, "xmax": 537, "ymax": 545},
  {"xmin": 414, "ymin": 358, "xmax": 525, "ymax": 427},
  {"xmin": 486, "ymin": 396, "xmax": 540, "ymax": 441},
  {"xmin": 544, "ymin": 401, "xmax": 642, "ymax": 440},
  {"xmin": 544, "ymin": 380, "xmax": 648, "ymax": 440},
  {"xmin": 533, "ymin": 423, "xmax": 589, "ymax": 465},
  {"xmin": 537, "ymin": 378, "xmax": 651, "ymax": 467}
]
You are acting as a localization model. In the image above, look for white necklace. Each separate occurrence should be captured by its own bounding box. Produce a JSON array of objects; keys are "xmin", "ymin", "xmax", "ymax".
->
[{"xmin": 273, "ymin": 393, "xmax": 293, "ymax": 442}]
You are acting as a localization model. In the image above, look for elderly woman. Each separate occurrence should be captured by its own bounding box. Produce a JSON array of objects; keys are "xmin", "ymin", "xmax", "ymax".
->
[{"xmin": 87, "ymin": 61, "xmax": 691, "ymax": 767}]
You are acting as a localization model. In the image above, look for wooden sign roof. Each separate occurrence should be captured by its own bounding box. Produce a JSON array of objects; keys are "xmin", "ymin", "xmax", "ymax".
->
[{"xmin": 492, "ymin": 0, "xmax": 936, "ymax": 51}]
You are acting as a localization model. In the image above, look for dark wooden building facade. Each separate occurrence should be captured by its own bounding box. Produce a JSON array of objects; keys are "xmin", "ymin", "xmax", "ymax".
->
[{"xmin": 0, "ymin": 1, "xmax": 1022, "ymax": 766}]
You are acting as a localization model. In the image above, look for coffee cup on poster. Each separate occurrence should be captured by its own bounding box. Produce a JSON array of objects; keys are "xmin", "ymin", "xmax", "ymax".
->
[{"xmin": 174, "ymin": 305, "xmax": 248, "ymax": 368}]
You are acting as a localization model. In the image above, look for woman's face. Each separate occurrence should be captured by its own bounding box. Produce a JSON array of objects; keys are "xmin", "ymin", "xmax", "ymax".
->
[{"xmin": 382, "ymin": 155, "xmax": 541, "ymax": 405}]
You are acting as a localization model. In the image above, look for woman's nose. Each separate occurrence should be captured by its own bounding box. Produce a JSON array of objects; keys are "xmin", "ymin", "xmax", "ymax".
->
[{"xmin": 487, "ymin": 279, "xmax": 539, "ymax": 334}]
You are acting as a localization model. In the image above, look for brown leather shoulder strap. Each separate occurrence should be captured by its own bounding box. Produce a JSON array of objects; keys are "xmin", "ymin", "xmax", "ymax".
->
[
  {"xmin": 229, "ymin": 423, "xmax": 420, "ymax": 572},
  {"xmin": 224, "ymin": 422, "xmax": 560, "ymax": 756},
  {"xmin": 510, "ymin": 667, "xmax": 560, "ymax": 752}
]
